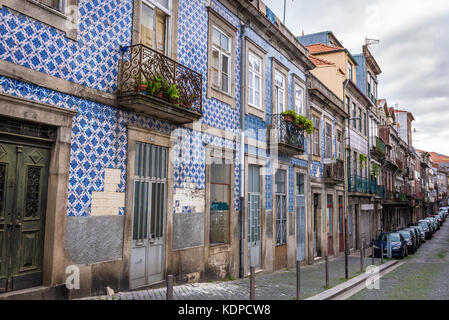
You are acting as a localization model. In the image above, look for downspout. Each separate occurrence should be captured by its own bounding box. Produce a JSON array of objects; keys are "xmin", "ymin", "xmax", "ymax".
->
[{"xmin": 239, "ymin": 23, "xmax": 247, "ymax": 279}]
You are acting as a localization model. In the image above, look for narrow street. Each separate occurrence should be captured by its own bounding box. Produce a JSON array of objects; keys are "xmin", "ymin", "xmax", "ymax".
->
[
  {"xmin": 84, "ymin": 254, "xmax": 384, "ymax": 300},
  {"xmin": 349, "ymin": 221, "xmax": 449, "ymax": 300}
]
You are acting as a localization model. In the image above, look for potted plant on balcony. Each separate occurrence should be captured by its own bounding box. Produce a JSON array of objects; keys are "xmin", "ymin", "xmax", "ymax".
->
[
  {"xmin": 179, "ymin": 93, "xmax": 198, "ymax": 110},
  {"xmin": 281, "ymin": 110, "xmax": 297, "ymax": 124},
  {"xmin": 359, "ymin": 154, "xmax": 368, "ymax": 168},
  {"xmin": 295, "ymin": 114, "xmax": 314, "ymax": 135}
]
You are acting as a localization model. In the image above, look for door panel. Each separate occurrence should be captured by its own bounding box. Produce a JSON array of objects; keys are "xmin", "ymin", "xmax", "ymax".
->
[
  {"xmin": 0, "ymin": 143, "xmax": 49, "ymax": 292},
  {"xmin": 338, "ymin": 197, "xmax": 344, "ymax": 252},
  {"xmin": 296, "ymin": 173, "xmax": 305, "ymax": 262},
  {"xmin": 130, "ymin": 142, "xmax": 167, "ymax": 289},
  {"xmin": 327, "ymin": 195, "xmax": 334, "ymax": 256}
]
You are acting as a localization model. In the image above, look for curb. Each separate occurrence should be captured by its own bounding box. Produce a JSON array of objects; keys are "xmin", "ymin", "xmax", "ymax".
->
[{"xmin": 306, "ymin": 260, "xmax": 400, "ymax": 300}]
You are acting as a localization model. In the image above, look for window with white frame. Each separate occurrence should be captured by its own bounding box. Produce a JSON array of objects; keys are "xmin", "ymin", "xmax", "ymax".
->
[
  {"xmin": 248, "ymin": 51, "xmax": 262, "ymax": 109},
  {"xmin": 348, "ymin": 62, "xmax": 353, "ymax": 80},
  {"xmin": 325, "ymin": 123, "xmax": 332, "ymax": 159},
  {"xmin": 294, "ymin": 83, "xmax": 305, "ymax": 115},
  {"xmin": 274, "ymin": 71, "xmax": 286, "ymax": 114},
  {"xmin": 337, "ymin": 130, "xmax": 342, "ymax": 160},
  {"xmin": 313, "ymin": 116, "xmax": 320, "ymax": 156},
  {"xmin": 140, "ymin": 0, "xmax": 172, "ymax": 55},
  {"xmin": 211, "ymin": 26, "xmax": 231, "ymax": 95}
]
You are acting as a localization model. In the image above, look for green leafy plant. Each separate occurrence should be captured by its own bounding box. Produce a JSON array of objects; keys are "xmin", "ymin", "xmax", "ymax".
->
[
  {"xmin": 280, "ymin": 110, "xmax": 314, "ymax": 135},
  {"xmin": 359, "ymin": 154, "xmax": 368, "ymax": 168},
  {"xmin": 167, "ymin": 83, "xmax": 180, "ymax": 101},
  {"xmin": 371, "ymin": 163, "xmax": 380, "ymax": 177}
]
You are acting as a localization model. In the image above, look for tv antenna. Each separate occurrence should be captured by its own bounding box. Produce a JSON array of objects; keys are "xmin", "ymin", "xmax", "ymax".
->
[{"xmin": 365, "ymin": 37, "xmax": 380, "ymax": 47}]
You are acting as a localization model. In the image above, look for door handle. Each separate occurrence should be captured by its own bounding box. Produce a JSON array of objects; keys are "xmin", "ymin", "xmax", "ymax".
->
[{"xmin": 15, "ymin": 222, "xmax": 22, "ymax": 228}]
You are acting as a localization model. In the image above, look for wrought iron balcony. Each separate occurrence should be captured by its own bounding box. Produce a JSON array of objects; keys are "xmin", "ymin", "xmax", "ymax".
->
[
  {"xmin": 269, "ymin": 114, "xmax": 305, "ymax": 155},
  {"xmin": 349, "ymin": 176, "xmax": 373, "ymax": 194},
  {"xmin": 371, "ymin": 136, "xmax": 386, "ymax": 157},
  {"xmin": 117, "ymin": 44, "xmax": 203, "ymax": 124},
  {"xmin": 377, "ymin": 185, "xmax": 386, "ymax": 198},
  {"xmin": 323, "ymin": 159, "xmax": 345, "ymax": 184}
]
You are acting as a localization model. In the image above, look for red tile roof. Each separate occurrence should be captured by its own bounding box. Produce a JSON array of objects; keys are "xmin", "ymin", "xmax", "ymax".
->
[
  {"xmin": 306, "ymin": 43, "xmax": 344, "ymax": 55},
  {"xmin": 308, "ymin": 55, "xmax": 334, "ymax": 66},
  {"xmin": 429, "ymin": 152, "xmax": 449, "ymax": 164}
]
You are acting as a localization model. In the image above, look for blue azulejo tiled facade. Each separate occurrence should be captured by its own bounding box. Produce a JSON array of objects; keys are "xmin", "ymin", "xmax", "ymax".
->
[{"xmin": 0, "ymin": 0, "xmax": 248, "ymax": 297}]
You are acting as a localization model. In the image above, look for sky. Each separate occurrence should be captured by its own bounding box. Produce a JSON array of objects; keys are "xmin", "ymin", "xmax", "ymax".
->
[{"xmin": 264, "ymin": 0, "xmax": 449, "ymax": 155}]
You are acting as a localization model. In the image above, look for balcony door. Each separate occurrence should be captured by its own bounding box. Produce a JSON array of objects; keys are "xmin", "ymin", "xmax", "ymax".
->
[{"xmin": 140, "ymin": 0, "xmax": 171, "ymax": 55}]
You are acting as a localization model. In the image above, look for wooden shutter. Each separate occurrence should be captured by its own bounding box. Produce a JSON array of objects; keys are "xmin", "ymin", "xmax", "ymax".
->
[{"xmin": 155, "ymin": 9, "xmax": 166, "ymax": 54}]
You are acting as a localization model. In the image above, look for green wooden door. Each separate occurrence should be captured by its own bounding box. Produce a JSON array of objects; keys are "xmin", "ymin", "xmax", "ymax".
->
[{"xmin": 0, "ymin": 143, "xmax": 49, "ymax": 292}]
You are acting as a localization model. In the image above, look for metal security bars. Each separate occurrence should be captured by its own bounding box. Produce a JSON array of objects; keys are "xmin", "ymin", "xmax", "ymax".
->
[{"xmin": 133, "ymin": 142, "xmax": 167, "ymax": 243}]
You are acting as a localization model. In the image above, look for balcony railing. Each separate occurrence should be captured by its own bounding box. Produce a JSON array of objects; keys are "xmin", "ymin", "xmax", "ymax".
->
[
  {"xmin": 372, "ymin": 136, "xmax": 386, "ymax": 156},
  {"xmin": 348, "ymin": 176, "xmax": 377, "ymax": 194},
  {"xmin": 323, "ymin": 159, "xmax": 345, "ymax": 183},
  {"xmin": 118, "ymin": 44, "xmax": 203, "ymax": 123},
  {"xmin": 270, "ymin": 115, "xmax": 305, "ymax": 155}
]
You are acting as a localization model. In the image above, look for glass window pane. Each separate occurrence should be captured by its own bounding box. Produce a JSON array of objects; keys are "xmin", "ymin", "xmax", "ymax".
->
[
  {"xmin": 221, "ymin": 32, "xmax": 230, "ymax": 52},
  {"xmin": 141, "ymin": 4, "xmax": 155, "ymax": 48},
  {"xmin": 210, "ymin": 184, "xmax": 230, "ymax": 245},
  {"xmin": 211, "ymin": 163, "xmax": 230, "ymax": 184},
  {"xmin": 248, "ymin": 71, "xmax": 254, "ymax": 104},
  {"xmin": 275, "ymin": 169, "xmax": 286, "ymax": 194},
  {"xmin": 155, "ymin": 0, "xmax": 169, "ymax": 9},
  {"xmin": 249, "ymin": 165, "xmax": 260, "ymax": 193},
  {"xmin": 296, "ymin": 173, "xmax": 304, "ymax": 195},
  {"xmin": 254, "ymin": 75, "xmax": 260, "ymax": 107},
  {"xmin": 212, "ymin": 27, "xmax": 221, "ymax": 46},
  {"xmin": 222, "ymin": 73, "xmax": 229, "ymax": 93}
]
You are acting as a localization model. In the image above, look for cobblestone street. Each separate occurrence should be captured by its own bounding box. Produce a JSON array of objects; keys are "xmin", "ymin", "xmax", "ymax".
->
[
  {"xmin": 83, "ymin": 253, "xmax": 385, "ymax": 300},
  {"xmin": 350, "ymin": 221, "xmax": 449, "ymax": 300}
]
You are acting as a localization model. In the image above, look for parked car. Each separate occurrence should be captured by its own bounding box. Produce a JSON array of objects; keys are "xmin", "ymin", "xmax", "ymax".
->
[
  {"xmin": 425, "ymin": 217, "xmax": 439, "ymax": 231},
  {"xmin": 403, "ymin": 227, "xmax": 420, "ymax": 251},
  {"xmin": 373, "ymin": 232, "xmax": 408, "ymax": 259},
  {"xmin": 418, "ymin": 220, "xmax": 433, "ymax": 239},
  {"xmin": 410, "ymin": 226, "xmax": 425, "ymax": 245},
  {"xmin": 415, "ymin": 223, "xmax": 429, "ymax": 241},
  {"xmin": 431, "ymin": 214, "xmax": 443, "ymax": 226},
  {"xmin": 438, "ymin": 209, "xmax": 448, "ymax": 221},
  {"xmin": 398, "ymin": 230, "xmax": 415, "ymax": 254}
]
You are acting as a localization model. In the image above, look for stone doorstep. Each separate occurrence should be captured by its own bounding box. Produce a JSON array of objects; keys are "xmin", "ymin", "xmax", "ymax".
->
[
  {"xmin": 0, "ymin": 285, "xmax": 69, "ymax": 300},
  {"xmin": 305, "ymin": 260, "xmax": 400, "ymax": 300}
]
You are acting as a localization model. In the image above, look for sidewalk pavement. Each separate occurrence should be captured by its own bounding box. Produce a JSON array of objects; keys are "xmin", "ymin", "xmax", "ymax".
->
[{"xmin": 81, "ymin": 252, "xmax": 387, "ymax": 300}]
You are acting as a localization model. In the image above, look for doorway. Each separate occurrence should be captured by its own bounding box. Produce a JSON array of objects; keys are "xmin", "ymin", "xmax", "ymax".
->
[
  {"xmin": 327, "ymin": 195, "xmax": 334, "ymax": 256},
  {"xmin": 296, "ymin": 173, "xmax": 305, "ymax": 262},
  {"xmin": 338, "ymin": 196, "xmax": 344, "ymax": 253},
  {"xmin": 130, "ymin": 142, "xmax": 167, "ymax": 288},
  {"xmin": 0, "ymin": 141, "xmax": 50, "ymax": 292},
  {"xmin": 274, "ymin": 169, "xmax": 287, "ymax": 270},
  {"xmin": 248, "ymin": 165, "xmax": 261, "ymax": 269},
  {"xmin": 313, "ymin": 194, "xmax": 321, "ymax": 257}
]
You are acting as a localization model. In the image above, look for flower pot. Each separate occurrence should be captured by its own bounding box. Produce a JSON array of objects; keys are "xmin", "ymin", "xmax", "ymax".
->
[
  {"xmin": 137, "ymin": 84, "xmax": 147, "ymax": 93},
  {"xmin": 282, "ymin": 114, "xmax": 295, "ymax": 123}
]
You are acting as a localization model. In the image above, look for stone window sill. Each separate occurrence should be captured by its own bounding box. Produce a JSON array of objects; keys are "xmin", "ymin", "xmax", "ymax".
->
[{"xmin": 0, "ymin": 0, "xmax": 79, "ymax": 41}]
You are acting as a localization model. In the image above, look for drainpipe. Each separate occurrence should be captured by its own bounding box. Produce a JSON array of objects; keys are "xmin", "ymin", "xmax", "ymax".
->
[{"xmin": 239, "ymin": 23, "xmax": 248, "ymax": 279}]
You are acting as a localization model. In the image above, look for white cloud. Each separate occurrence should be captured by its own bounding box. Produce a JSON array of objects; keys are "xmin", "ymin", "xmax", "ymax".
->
[{"xmin": 264, "ymin": 0, "xmax": 449, "ymax": 154}]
